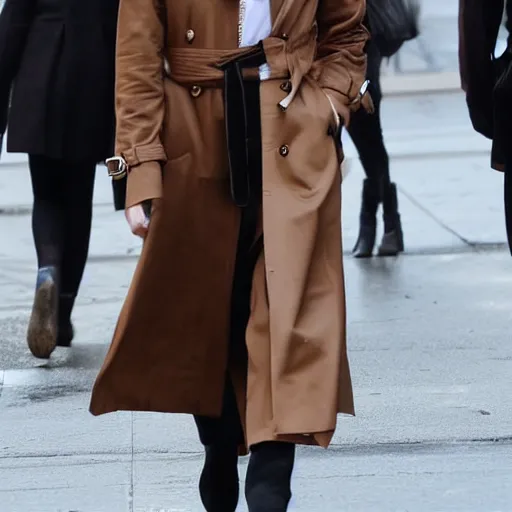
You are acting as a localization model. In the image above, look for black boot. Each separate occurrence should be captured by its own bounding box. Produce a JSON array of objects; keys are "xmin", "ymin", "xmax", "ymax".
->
[
  {"xmin": 27, "ymin": 266, "xmax": 58, "ymax": 359},
  {"xmin": 353, "ymin": 178, "xmax": 381, "ymax": 258},
  {"xmin": 199, "ymin": 444, "xmax": 239, "ymax": 512},
  {"xmin": 57, "ymin": 293, "xmax": 75, "ymax": 347},
  {"xmin": 378, "ymin": 182, "xmax": 404, "ymax": 256},
  {"xmin": 245, "ymin": 441, "xmax": 295, "ymax": 512}
]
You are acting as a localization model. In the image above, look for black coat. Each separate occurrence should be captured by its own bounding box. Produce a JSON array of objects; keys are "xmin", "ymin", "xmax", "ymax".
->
[
  {"xmin": 459, "ymin": 0, "xmax": 509, "ymax": 167},
  {"xmin": 459, "ymin": 0, "xmax": 512, "ymax": 254},
  {"xmin": 0, "ymin": 0, "xmax": 118, "ymax": 163}
]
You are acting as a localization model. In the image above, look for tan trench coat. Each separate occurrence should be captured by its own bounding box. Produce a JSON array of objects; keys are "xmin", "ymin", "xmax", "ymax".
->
[{"xmin": 90, "ymin": 0, "xmax": 368, "ymax": 450}]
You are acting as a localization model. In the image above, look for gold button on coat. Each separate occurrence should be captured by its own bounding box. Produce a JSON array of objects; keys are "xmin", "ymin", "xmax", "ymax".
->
[
  {"xmin": 190, "ymin": 85, "xmax": 202, "ymax": 98},
  {"xmin": 279, "ymin": 145, "xmax": 289, "ymax": 157},
  {"xmin": 186, "ymin": 29, "xmax": 195, "ymax": 43}
]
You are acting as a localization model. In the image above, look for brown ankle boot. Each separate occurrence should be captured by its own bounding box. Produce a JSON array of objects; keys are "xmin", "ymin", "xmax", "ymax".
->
[{"xmin": 27, "ymin": 267, "xmax": 58, "ymax": 359}]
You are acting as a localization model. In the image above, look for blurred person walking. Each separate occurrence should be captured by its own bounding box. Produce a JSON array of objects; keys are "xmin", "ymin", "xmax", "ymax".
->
[
  {"xmin": 459, "ymin": 0, "xmax": 512, "ymax": 254},
  {"xmin": 89, "ymin": 0, "xmax": 371, "ymax": 509},
  {"xmin": 350, "ymin": 0, "xmax": 419, "ymax": 257},
  {"xmin": 0, "ymin": 0, "xmax": 119, "ymax": 358}
]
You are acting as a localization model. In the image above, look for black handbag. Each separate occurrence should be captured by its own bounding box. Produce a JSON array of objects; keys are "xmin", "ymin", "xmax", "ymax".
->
[
  {"xmin": 106, "ymin": 156, "xmax": 128, "ymax": 211},
  {"xmin": 365, "ymin": 0, "xmax": 420, "ymax": 58},
  {"xmin": 111, "ymin": 175, "xmax": 127, "ymax": 211}
]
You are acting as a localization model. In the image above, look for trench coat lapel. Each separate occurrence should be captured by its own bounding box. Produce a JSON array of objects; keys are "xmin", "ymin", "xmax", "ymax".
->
[{"xmin": 270, "ymin": 0, "xmax": 287, "ymax": 31}]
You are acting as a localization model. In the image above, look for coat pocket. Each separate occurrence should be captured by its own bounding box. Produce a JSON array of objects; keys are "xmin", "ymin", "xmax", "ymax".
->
[
  {"xmin": 307, "ymin": 78, "xmax": 340, "ymax": 136},
  {"xmin": 163, "ymin": 152, "xmax": 192, "ymax": 177},
  {"xmin": 319, "ymin": 88, "xmax": 341, "ymax": 136},
  {"xmin": 315, "ymin": 86, "xmax": 344, "ymax": 166}
]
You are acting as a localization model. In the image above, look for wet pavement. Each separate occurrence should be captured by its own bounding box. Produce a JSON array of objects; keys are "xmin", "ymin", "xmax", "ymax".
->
[
  {"xmin": 1, "ymin": 1, "xmax": 512, "ymax": 509},
  {"xmin": 2, "ymin": 247, "xmax": 512, "ymax": 511}
]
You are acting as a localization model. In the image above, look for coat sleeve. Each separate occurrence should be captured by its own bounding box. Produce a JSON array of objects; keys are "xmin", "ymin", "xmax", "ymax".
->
[
  {"xmin": 0, "ymin": 0, "xmax": 36, "ymax": 136},
  {"xmin": 115, "ymin": 0, "xmax": 167, "ymax": 208},
  {"xmin": 314, "ymin": 0, "xmax": 369, "ymax": 125}
]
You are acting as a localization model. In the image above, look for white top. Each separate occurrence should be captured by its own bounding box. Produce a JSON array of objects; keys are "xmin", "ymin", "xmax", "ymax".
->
[{"xmin": 239, "ymin": 0, "xmax": 272, "ymax": 80}]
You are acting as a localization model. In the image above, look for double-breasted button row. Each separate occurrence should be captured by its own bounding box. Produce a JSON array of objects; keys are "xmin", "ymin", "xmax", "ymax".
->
[
  {"xmin": 186, "ymin": 31, "xmax": 200, "ymax": 98},
  {"xmin": 277, "ymin": 43, "xmax": 291, "ymax": 155}
]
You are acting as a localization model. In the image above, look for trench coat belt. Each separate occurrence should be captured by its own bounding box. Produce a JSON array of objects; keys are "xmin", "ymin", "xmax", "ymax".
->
[
  {"xmin": 170, "ymin": 45, "xmax": 271, "ymax": 207},
  {"xmin": 165, "ymin": 26, "xmax": 318, "ymax": 109},
  {"xmin": 166, "ymin": 31, "xmax": 316, "ymax": 206}
]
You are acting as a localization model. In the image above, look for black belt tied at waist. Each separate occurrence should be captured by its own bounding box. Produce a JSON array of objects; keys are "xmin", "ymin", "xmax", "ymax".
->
[
  {"xmin": 217, "ymin": 43, "xmax": 267, "ymax": 207},
  {"xmin": 166, "ymin": 37, "xmax": 315, "ymax": 206}
]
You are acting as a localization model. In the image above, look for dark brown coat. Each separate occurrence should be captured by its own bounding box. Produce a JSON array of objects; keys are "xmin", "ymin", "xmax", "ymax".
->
[
  {"xmin": 459, "ymin": 0, "xmax": 512, "ymax": 254},
  {"xmin": 458, "ymin": 0, "xmax": 506, "ymax": 169}
]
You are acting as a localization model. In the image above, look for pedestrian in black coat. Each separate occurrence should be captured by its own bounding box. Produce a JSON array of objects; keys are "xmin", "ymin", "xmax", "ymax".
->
[
  {"xmin": 459, "ymin": 0, "xmax": 512, "ymax": 254},
  {"xmin": 0, "ymin": 0, "xmax": 119, "ymax": 358}
]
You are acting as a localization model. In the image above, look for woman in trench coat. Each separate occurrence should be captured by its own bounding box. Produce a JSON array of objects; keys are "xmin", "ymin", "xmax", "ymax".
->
[
  {"xmin": 0, "ymin": 0, "xmax": 118, "ymax": 358},
  {"xmin": 90, "ymin": 0, "xmax": 369, "ymax": 509}
]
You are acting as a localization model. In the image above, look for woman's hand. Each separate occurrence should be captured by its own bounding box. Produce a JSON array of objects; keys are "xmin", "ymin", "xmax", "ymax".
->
[{"xmin": 125, "ymin": 203, "xmax": 150, "ymax": 238}]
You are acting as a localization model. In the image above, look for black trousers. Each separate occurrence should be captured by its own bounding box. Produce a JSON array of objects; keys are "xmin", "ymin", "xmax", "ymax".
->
[
  {"xmin": 194, "ymin": 82, "xmax": 295, "ymax": 512},
  {"xmin": 347, "ymin": 40, "xmax": 391, "ymax": 185},
  {"xmin": 28, "ymin": 155, "xmax": 96, "ymax": 298}
]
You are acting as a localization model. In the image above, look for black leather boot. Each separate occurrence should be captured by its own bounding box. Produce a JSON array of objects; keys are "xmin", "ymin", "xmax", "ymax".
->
[
  {"xmin": 27, "ymin": 266, "xmax": 58, "ymax": 359},
  {"xmin": 378, "ymin": 182, "xmax": 404, "ymax": 256},
  {"xmin": 245, "ymin": 441, "xmax": 295, "ymax": 512},
  {"xmin": 57, "ymin": 293, "xmax": 75, "ymax": 347},
  {"xmin": 199, "ymin": 444, "xmax": 239, "ymax": 512},
  {"xmin": 353, "ymin": 178, "xmax": 381, "ymax": 258}
]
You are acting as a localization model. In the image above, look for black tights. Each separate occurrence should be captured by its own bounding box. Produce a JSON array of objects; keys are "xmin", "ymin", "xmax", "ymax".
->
[
  {"xmin": 347, "ymin": 40, "xmax": 390, "ymax": 185},
  {"xmin": 29, "ymin": 155, "xmax": 96, "ymax": 297}
]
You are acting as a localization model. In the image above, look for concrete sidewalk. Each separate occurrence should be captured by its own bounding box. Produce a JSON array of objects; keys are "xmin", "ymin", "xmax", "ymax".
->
[
  {"xmin": 1, "ymin": 87, "xmax": 512, "ymax": 511},
  {"xmin": 1, "ymin": 245, "xmax": 511, "ymax": 511}
]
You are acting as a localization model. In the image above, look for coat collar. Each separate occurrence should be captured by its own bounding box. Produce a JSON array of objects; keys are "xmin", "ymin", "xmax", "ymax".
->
[
  {"xmin": 270, "ymin": 0, "xmax": 288, "ymax": 33},
  {"xmin": 270, "ymin": 0, "xmax": 283, "ymax": 26}
]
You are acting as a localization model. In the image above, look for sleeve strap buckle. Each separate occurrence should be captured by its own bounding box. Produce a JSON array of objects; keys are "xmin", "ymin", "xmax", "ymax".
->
[{"xmin": 105, "ymin": 156, "xmax": 128, "ymax": 180}]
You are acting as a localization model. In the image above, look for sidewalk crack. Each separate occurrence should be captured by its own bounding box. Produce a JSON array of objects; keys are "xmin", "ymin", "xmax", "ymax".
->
[{"xmin": 398, "ymin": 185, "xmax": 472, "ymax": 246}]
